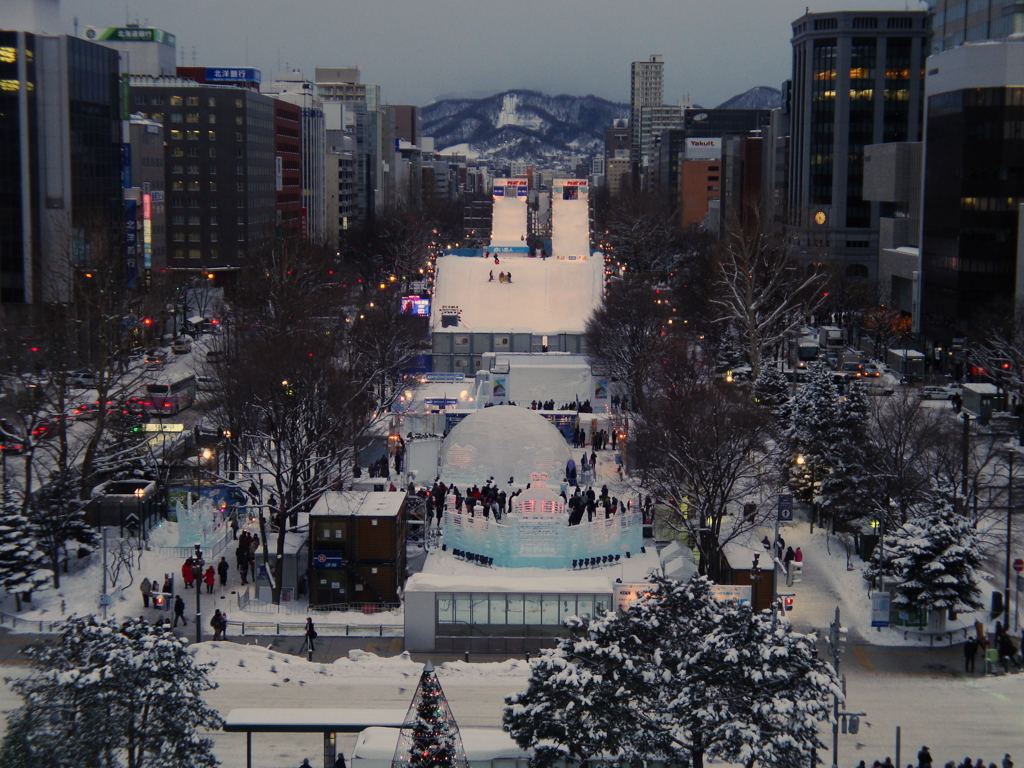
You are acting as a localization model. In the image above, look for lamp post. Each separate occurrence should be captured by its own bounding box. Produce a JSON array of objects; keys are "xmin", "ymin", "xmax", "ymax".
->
[
  {"xmin": 796, "ymin": 455, "xmax": 816, "ymax": 533},
  {"xmin": 191, "ymin": 544, "xmax": 204, "ymax": 644},
  {"xmin": 134, "ymin": 487, "xmax": 146, "ymax": 548}
]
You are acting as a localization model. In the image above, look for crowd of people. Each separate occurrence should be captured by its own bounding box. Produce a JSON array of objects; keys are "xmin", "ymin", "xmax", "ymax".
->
[
  {"xmin": 234, "ymin": 531, "xmax": 262, "ymax": 586},
  {"xmin": 859, "ymin": 747, "xmax": 1015, "ymax": 768},
  {"xmin": 963, "ymin": 621, "xmax": 1023, "ymax": 674}
]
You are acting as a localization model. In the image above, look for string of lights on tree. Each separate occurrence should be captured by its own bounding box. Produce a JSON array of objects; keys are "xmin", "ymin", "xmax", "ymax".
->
[{"xmin": 391, "ymin": 661, "xmax": 469, "ymax": 768}]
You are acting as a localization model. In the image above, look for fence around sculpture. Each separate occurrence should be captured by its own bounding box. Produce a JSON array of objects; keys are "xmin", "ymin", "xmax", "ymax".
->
[{"xmin": 442, "ymin": 509, "xmax": 642, "ymax": 568}]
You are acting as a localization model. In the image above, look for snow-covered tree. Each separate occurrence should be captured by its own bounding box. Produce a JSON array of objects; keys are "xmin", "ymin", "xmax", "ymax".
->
[
  {"xmin": 0, "ymin": 480, "xmax": 51, "ymax": 609},
  {"xmin": 0, "ymin": 616, "xmax": 222, "ymax": 768},
  {"xmin": 817, "ymin": 378, "xmax": 876, "ymax": 528},
  {"xmin": 752, "ymin": 360, "xmax": 790, "ymax": 410},
  {"xmin": 391, "ymin": 661, "xmax": 469, "ymax": 768},
  {"xmin": 864, "ymin": 497, "xmax": 984, "ymax": 614},
  {"xmin": 504, "ymin": 576, "xmax": 839, "ymax": 768},
  {"xmin": 25, "ymin": 471, "xmax": 97, "ymax": 588}
]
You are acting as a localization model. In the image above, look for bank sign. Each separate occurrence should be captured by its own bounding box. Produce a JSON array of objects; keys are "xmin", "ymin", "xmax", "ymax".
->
[
  {"xmin": 312, "ymin": 551, "xmax": 343, "ymax": 570},
  {"xmin": 206, "ymin": 67, "xmax": 262, "ymax": 83},
  {"xmin": 84, "ymin": 27, "xmax": 176, "ymax": 46}
]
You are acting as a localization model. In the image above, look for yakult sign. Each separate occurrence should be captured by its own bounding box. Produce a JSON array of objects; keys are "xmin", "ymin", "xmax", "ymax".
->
[{"xmin": 684, "ymin": 137, "xmax": 721, "ymax": 161}]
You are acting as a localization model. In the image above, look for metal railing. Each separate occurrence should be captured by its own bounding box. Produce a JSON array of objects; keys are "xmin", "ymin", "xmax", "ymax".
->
[
  {"xmin": 235, "ymin": 588, "xmax": 399, "ymax": 616},
  {"xmin": 224, "ymin": 619, "xmax": 402, "ymax": 637},
  {"xmin": 0, "ymin": 611, "xmax": 61, "ymax": 634},
  {"xmin": 157, "ymin": 525, "xmax": 233, "ymax": 560}
]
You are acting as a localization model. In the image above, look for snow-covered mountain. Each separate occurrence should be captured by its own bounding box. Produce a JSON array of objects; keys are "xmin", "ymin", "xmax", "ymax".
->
[
  {"xmin": 422, "ymin": 90, "xmax": 628, "ymax": 164},
  {"xmin": 715, "ymin": 86, "xmax": 782, "ymax": 110},
  {"xmin": 421, "ymin": 87, "xmax": 782, "ymax": 165}
]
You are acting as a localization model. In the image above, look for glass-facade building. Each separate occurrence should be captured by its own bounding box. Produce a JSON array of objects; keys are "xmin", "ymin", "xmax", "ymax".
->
[
  {"xmin": 0, "ymin": 31, "xmax": 120, "ymax": 305},
  {"xmin": 919, "ymin": 43, "xmax": 1024, "ymax": 343},
  {"xmin": 788, "ymin": 11, "xmax": 928, "ymax": 278},
  {"xmin": 928, "ymin": 0, "xmax": 1024, "ymax": 52}
]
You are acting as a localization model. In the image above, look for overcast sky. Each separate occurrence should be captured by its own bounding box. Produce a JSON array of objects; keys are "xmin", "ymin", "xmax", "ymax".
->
[{"xmin": 65, "ymin": 0, "xmax": 923, "ymax": 107}]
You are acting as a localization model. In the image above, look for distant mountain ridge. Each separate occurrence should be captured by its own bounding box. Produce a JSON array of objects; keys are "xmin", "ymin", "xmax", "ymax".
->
[
  {"xmin": 421, "ymin": 86, "xmax": 781, "ymax": 163},
  {"xmin": 715, "ymin": 86, "xmax": 782, "ymax": 110},
  {"xmin": 422, "ymin": 90, "xmax": 628, "ymax": 163}
]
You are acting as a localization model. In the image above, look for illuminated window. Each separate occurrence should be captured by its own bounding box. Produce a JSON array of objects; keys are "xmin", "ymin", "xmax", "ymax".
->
[
  {"xmin": 170, "ymin": 130, "xmax": 183, "ymax": 141},
  {"xmin": 170, "ymin": 95, "xmax": 183, "ymax": 106},
  {"xmin": 186, "ymin": 96, "xmax": 199, "ymax": 106},
  {"xmin": 187, "ymin": 113, "xmax": 199, "ymax": 123}
]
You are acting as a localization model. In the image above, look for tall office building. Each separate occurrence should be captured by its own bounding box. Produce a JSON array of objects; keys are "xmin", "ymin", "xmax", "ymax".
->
[
  {"xmin": 316, "ymin": 67, "xmax": 385, "ymax": 225},
  {"xmin": 630, "ymin": 55, "xmax": 664, "ymax": 174},
  {"xmin": 928, "ymin": 0, "xmax": 1024, "ymax": 52},
  {"xmin": 128, "ymin": 77, "xmax": 277, "ymax": 277},
  {"xmin": 84, "ymin": 24, "xmax": 176, "ymax": 76},
  {"xmin": 919, "ymin": 41, "xmax": 1024, "ymax": 343},
  {"xmin": 1, "ymin": 6, "xmax": 123, "ymax": 305},
  {"xmin": 787, "ymin": 10, "xmax": 927, "ymax": 278},
  {"xmin": 263, "ymin": 72, "xmax": 327, "ymax": 243}
]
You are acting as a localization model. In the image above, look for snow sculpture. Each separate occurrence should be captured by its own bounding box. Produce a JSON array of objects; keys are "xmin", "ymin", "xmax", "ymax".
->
[{"xmin": 173, "ymin": 492, "xmax": 226, "ymax": 548}]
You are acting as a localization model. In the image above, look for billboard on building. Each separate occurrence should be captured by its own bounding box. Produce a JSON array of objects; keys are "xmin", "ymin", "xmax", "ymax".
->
[
  {"xmin": 84, "ymin": 27, "xmax": 176, "ymax": 45},
  {"xmin": 684, "ymin": 138, "xmax": 721, "ymax": 161},
  {"xmin": 552, "ymin": 179, "xmax": 589, "ymax": 201},
  {"xmin": 493, "ymin": 178, "xmax": 528, "ymax": 199},
  {"xmin": 205, "ymin": 67, "xmax": 261, "ymax": 84},
  {"xmin": 401, "ymin": 296, "xmax": 431, "ymax": 316}
]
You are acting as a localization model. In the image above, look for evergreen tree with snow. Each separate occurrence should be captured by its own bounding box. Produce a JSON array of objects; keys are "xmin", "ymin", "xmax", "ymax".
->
[
  {"xmin": 783, "ymin": 360, "xmax": 838, "ymax": 502},
  {"xmin": 817, "ymin": 378, "xmax": 876, "ymax": 529},
  {"xmin": 864, "ymin": 494, "xmax": 984, "ymax": 614},
  {"xmin": 0, "ymin": 616, "xmax": 223, "ymax": 768},
  {"xmin": 504, "ymin": 575, "xmax": 838, "ymax": 768},
  {"xmin": 392, "ymin": 661, "xmax": 469, "ymax": 768},
  {"xmin": 0, "ymin": 480, "xmax": 51, "ymax": 609},
  {"xmin": 869, "ymin": 498, "xmax": 985, "ymax": 614},
  {"xmin": 752, "ymin": 359, "xmax": 789, "ymax": 410},
  {"xmin": 25, "ymin": 470, "xmax": 97, "ymax": 588}
]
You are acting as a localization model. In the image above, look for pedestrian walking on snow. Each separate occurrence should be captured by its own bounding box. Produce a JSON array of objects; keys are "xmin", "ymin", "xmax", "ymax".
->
[
  {"xmin": 140, "ymin": 577, "xmax": 152, "ymax": 608},
  {"xmin": 172, "ymin": 595, "xmax": 187, "ymax": 627},
  {"xmin": 204, "ymin": 565, "xmax": 216, "ymax": 594},
  {"xmin": 217, "ymin": 556, "xmax": 229, "ymax": 587},
  {"xmin": 303, "ymin": 617, "xmax": 317, "ymax": 653},
  {"xmin": 919, "ymin": 746, "xmax": 934, "ymax": 768}
]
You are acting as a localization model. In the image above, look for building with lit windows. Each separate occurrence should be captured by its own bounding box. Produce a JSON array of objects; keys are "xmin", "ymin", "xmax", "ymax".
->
[
  {"xmin": 787, "ymin": 10, "xmax": 928, "ymax": 279},
  {"xmin": 920, "ymin": 41, "xmax": 1024, "ymax": 343},
  {"xmin": 630, "ymin": 55, "xmax": 664, "ymax": 177},
  {"xmin": 128, "ymin": 77, "xmax": 276, "ymax": 276},
  {"xmin": 1, "ymin": 5, "xmax": 122, "ymax": 305}
]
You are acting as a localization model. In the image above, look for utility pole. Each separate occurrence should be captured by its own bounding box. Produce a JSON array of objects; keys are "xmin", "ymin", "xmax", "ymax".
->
[{"xmin": 828, "ymin": 606, "xmax": 843, "ymax": 768}]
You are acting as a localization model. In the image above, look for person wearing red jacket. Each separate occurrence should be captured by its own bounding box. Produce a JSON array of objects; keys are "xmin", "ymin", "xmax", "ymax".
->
[
  {"xmin": 181, "ymin": 558, "xmax": 195, "ymax": 589},
  {"xmin": 203, "ymin": 565, "xmax": 216, "ymax": 594}
]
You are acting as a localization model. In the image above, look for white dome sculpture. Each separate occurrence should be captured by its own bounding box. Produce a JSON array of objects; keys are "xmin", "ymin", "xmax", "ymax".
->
[{"xmin": 440, "ymin": 406, "xmax": 572, "ymax": 486}]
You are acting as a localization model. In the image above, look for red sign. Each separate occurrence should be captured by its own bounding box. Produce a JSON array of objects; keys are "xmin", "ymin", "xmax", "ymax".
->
[
  {"xmin": 564, "ymin": 180, "xmax": 587, "ymax": 186},
  {"xmin": 1014, "ymin": 558, "xmax": 1023, "ymax": 573},
  {"xmin": 142, "ymin": 193, "xmax": 152, "ymax": 220}
]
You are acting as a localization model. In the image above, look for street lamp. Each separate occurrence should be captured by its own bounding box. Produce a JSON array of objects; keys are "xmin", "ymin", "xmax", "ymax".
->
[
  {"xmin": 134, "ymin": 487, "xmax": 146, "ymax": 547},
  {"xmin": 796, "ymin": 455, "xmax": 817, "ymax": 533},
  {"xmin": 191, "ymin": 544, "xmax": 204, "ymax": 644}
]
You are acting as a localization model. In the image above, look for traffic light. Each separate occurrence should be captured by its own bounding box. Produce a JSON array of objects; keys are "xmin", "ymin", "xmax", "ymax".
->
[
  {"xmin": 784, "ymin": 596, "xmax": 794, "ymax": 611},
  {"xmin": 142, "ymin": 318, "xmax": 153, "ymax": 326},
  {"xmin": 848, "ymin": 715, "xmax": 859, "ymax": 735}
]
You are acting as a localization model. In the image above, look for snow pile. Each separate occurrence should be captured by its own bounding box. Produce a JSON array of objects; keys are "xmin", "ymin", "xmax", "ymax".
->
[
  {"xmin": 550, "ymin": 197, "xmax": 590, "ymax": 258},
  {"xmin": 190, "ymin": 644, "xmax": 531, "ymax": 686}
]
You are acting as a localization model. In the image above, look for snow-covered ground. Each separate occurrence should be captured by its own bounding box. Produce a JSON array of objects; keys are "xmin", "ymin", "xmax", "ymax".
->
[
  {"xmin": 550, "ymin": 197, "xmax": 590, "ymax": 258},
  {"xmin": 489, "ymin": 196, "xmax": 528, "ymax": 250},
  {"xmin": 429, "ymin": 252, "xmax": 604, "ymax": 335}
]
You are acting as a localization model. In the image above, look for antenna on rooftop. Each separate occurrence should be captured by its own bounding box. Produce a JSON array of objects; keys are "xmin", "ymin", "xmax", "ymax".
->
[{"xmin": 192, "ymin": 46, "xmax": 197, "ymax": 66}]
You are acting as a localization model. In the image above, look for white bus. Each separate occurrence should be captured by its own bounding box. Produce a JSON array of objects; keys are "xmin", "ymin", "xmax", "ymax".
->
[{"xmin": 144, "ymin": 373, "xmax": 197, "ymax": 416}]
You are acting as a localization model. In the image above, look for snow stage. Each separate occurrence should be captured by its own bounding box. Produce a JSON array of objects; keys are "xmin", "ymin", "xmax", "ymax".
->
[{"xmin": 429, "ymin": 250, "xmax": 604, "ymax": 336}]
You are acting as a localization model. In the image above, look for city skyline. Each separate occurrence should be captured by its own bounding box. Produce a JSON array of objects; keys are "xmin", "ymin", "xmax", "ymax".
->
[{"xmin": 64, "ymin": 0, "xmax": 919, "ymax": 107}]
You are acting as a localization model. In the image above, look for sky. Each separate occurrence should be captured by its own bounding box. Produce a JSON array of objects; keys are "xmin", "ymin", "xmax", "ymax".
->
[{"xmin": 64, "ymin": 0, "xmax": 923, "ymax": 107}]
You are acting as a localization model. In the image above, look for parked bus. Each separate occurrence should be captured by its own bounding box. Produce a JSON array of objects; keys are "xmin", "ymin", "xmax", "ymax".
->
[{"xmin": 144, "ymin": 374, "xmax": 197, "ymax": 416}]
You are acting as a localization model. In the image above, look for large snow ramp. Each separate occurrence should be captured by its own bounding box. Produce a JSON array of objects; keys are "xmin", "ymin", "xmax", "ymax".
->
[
  {"xmin": 489, "ymin": 180, "xmax": 529, "ymax": 252},
  {"xmin": 550, "ymin": 179, "xmax": 590, "ymax": 258}
]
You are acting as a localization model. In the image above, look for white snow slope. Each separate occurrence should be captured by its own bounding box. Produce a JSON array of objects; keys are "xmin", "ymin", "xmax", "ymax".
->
[
  {"xmin": 489, "ymin": 196, "xmax": 528, "ymax": 250},
  {"xmin": 550, "ymin": 197, "xmax": 590, "ymax": 258}
]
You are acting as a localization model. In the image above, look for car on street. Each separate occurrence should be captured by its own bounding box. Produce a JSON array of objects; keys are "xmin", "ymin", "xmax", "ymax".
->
[
  {"xmin": 68, "ymin": 371, "xmax": 98, "ymax": 388},
  {"xmin": 72, "ymin": 402, "xmax": 99, "ymax": 421},
  {"xmin": 863, "ymin": 363, "xmax": 883, "ymax": 377},
  {"xmin": 205, "ymin": 349, "xmax": 226, "ymax": 363},
  {"xmin": 171, "ymin": 336, "xmax": 193, "ymax": 355},
  {"xmin": 919, "ymin": 385, "xmax": 953, "ymax": 400},
  {"xmin": 196, "ymin": 375, "xmax": 222, "ymax": 392},
  {"xmin": 144, "ymin": 350, "xmax": 166, "ymax": 370},
  {"xmin": 32, "ymin": 414, "xmax": 67, "ymax": 439},
  {"xmin": 0, "ymin": 419, "xmax": 25, "ymax": 454}
]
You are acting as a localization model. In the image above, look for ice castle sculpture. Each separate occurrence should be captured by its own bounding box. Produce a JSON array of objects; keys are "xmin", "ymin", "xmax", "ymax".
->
[
  {"xmin": 172, "ymin": 492, "xmax": 227, "ymax": 548},
  {"xmin": 439, "ymin": 407, "xmax": 641, "ymax": 568}
]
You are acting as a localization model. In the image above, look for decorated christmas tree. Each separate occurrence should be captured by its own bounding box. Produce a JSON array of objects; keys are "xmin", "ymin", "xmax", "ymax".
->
[{"xmin": 391, "ymin": 661, "xmax": 469, "ymax": 768}]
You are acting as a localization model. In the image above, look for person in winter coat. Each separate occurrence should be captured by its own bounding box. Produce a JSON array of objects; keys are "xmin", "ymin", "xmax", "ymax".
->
[
  {"xmin": 217, "ymin": 557, "xmax": 230, "ymax": 587},
  {"xmin": 162, "ymin": 575, "xmax": 173, "ymax": 594},
  {"xmin": 335, "ymin": 754, "xmax": 347, "ymax": 768},
  {"xmin": 794, "ymin": 547, "xmax": 803, "ymax": 564},
  {"xmin": 140, "ymin": 577, "xmax": 152, "ymax": 608},
  {"xmin": 173, "ymin": 595, "xmax": 187, "ymax": 627},
  {"xmin": 303, "ymin": 617, "xmax": 317, "ymax": 652},
  {"xmin": 203, "ymin": 566, "xmax": 216, "ymax": 594},
  {"xmin": 181, "ymin": 559, "xmax": 195, "ymax": 589},
  {"xmin": 919, "ymin": 746, "xmax": 934, "ymax": 768},
  {"xmin": 783, "ymin": 547, "xmax": 796, "ymax": 568},
  {"xmin": 210, "ymin": 609, "xmax": 227, "ymax": 641},
  {"xmin": 964, "ymin": 636, "xmax": 978, "ymax": 673},
  {"xmin": 236, "ymin": 546, "xmax": 249, "ymax": 585}
]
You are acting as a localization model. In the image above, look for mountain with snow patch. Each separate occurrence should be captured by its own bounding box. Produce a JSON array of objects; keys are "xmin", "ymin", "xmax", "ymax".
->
[{"xmin": 715, "ymin": 86, "xmax": 782, "ymax": 110}]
